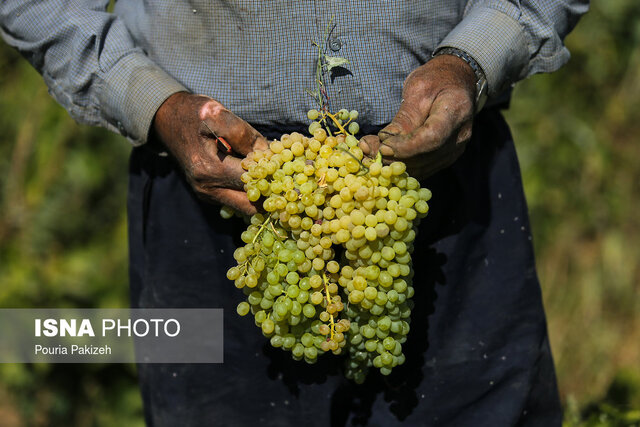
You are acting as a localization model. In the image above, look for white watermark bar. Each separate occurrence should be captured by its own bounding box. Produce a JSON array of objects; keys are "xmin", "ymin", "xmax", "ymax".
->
[{"xmin": 0, "ymin": 309, "xmax": 223, "ymax": 363}]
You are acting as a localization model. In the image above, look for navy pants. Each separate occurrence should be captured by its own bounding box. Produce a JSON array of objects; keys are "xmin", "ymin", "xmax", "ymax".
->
[{"xmin": 127, "ymin": 109, "xmax": 561, "ymax": 426}]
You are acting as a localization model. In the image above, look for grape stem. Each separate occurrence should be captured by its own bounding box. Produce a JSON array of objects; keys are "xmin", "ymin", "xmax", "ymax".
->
[
  {"xmin": 270, "ymin": 223, "xmax": 285, "ymax": 241},
  {"xmin": 319, "ymin": 110, "xmax": 371, "ymax": 175},
  {"xmin": 310, "ymin": 16, "xmax": 335, "ymax": 114},
  {"xmin": 322, "ymin": 272, "xmax": 335, "ymax": 340},
  {"xmin": 252, "ymin": 216, "xmax": 273, "ymax": 244},
  {"xmin": 236, "ymin": 216, "xmax": 274, "ymax": 277},
  {"xmin": 323, "ymin": 111, "xmax": 350, "ymax": 136},
  {"xmin": 320, "ymin": 115, "xmax": 334, "ymax": 137},
  {"xmin": 317, "ymin": 172, "xmax": 327, "ymax": 188}
]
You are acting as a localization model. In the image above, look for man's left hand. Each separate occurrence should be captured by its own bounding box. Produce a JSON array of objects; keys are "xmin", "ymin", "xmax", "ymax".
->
[{"xmin": 359, "ymin": 54, "xmax": 477, "ymax": 180}]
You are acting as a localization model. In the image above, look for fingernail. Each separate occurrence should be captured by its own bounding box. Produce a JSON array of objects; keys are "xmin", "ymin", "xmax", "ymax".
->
[{"xmin": 380, "ymin": 145, "xmax": 394, "ymax": 157}]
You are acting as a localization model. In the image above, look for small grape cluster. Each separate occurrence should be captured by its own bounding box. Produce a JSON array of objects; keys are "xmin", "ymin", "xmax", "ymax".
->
[{"xmin": 224, "ymin": 109, "xmax": 430, "ymax": 382}]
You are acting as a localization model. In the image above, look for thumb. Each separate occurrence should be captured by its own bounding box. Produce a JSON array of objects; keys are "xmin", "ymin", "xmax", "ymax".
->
[{"xmin": 381, "ymin": 93, "xmax": 463, "ymax": 159}]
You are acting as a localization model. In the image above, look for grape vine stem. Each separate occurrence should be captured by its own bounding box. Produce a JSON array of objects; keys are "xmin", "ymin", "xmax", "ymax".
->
[
  {"xmin": 323, "ymin": 111, "xmax": 350, "ymax": 136},
  {"xmin": 252, "ymin": 216, "xmax": 273, "ymax": 244},
  {"xmin": 322, "ymin": 272, "xmax": 335, "ymax": 340}
]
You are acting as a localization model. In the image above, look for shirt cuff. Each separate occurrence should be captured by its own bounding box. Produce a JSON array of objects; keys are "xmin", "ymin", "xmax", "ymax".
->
[
  {"xmin": 98, "ymin": 52, "xmax": 188, "ymax": 146},
  {"xmin": 436, "ymin": 5, "xmax": 530, "ymax": 98}
]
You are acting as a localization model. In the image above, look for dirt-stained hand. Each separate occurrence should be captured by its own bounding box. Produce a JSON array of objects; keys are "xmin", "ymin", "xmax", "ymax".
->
[
  {"xmin": 359, "ymin": 55, "xmax": 477, "ymax": 180},
  {"xmin": 152, "ymin": 92, "xmax": 268, "ymax": 214}
]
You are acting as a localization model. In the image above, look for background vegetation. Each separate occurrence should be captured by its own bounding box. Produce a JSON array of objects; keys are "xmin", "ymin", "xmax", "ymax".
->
[{"xmin": 0, "ymin": 2, "xmax": 638, "ymax": 425}]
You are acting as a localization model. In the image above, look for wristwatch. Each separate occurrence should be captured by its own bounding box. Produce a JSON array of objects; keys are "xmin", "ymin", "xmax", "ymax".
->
[{"xmin": 433, "ymin": 47, "xmax": 488, "ymax": 114}]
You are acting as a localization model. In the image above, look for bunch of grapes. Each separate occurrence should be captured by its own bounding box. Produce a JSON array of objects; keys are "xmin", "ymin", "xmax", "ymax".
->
[{"xmin": 224, "ymin": 108, "xmax": 431, "ymax": 383}]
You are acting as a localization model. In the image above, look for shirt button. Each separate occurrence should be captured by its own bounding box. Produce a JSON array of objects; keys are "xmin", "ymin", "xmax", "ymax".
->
[{"xmin": 329, "ymin": 38, "xmax": 342, "ymax": 52}]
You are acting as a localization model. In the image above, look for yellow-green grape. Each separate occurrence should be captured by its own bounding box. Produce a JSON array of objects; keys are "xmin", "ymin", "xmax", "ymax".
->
[
  {"xmin": 307, "ymin": 109, "xmax": 320, "ymax": 120},
  {"xmin": 348, "ymin": 121, "xmax": 360, "ymax": 135},
  {"xmin": 220, "ymin": 205, "xmax": 236, "ymax": 219},
  {"xmin": 309, "ymin": 121, "xmax": 322, "ymax": 135},
  {"xmin": 237, "ymin": 302, "xmax": 251, "ymax": 316}
]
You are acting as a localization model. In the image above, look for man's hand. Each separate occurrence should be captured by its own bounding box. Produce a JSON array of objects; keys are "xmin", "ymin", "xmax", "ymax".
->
[
  {"xmin": 152, "ymin": 92, "xmax": 268, "ymax": 215},
  {"xmin": 360, "ymin": 55, "xmax": 477, "ymax": 180}
]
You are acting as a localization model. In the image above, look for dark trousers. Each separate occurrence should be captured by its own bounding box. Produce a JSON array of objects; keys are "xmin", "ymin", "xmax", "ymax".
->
[{"xmin": 127, "ymin": 110, "xmax": 562, "ymax": 426}]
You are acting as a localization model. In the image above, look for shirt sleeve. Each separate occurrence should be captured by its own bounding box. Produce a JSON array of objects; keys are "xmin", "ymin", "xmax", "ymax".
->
[
  {"xmin": 436, "ymin": 1, "xmax": 590, "ymax": 97},
  {"xmin": 0, "ymin": 0, "xmax": 188, "ymax": 145}
]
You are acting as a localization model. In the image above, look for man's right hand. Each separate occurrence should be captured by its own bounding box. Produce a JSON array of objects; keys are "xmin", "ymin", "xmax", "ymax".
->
[{"xmin": 152, "ymin": 92, "xmax": 268, "ymax": 215}]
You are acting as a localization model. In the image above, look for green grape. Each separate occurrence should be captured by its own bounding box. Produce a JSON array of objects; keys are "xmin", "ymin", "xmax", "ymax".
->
[
  {"xmin": 286, "ymin": 271, "xmax": 300, "ymax": 285},
  {"xmin": 348, "ymin": 121, "xmax": 360, "ymax": 135},
  {"xmin": 302, "ymin": 304, "xmax": 316, "ymax": 318},
  {"xmin": 236, "ymin": 302, "xmax": 251, "ymax": 316},
  {"xmin": 383, "ymin": 337, "xmax": 396, "ymax": 351},
  {"xmin": 245, "ymin": 274, "xmax": 258, "ymax": 288},
  {"xmin": 301, "ymin": 333, "xmax": 314, "ymax": 347},
  {"xmin": 381, "ymin": 352, "xmax": 393, "ymax": 366},
  {"xmin": 220, "ymin": 205, "xmax": 235, "ymax": 219},
  {"xmin": 283, "ymin": 335, "xmax": 296, "ymax": 349},
  {"xmin": 287, "ymin": 285, "xmax": 300, "ymax": 299},
  {"xmin": 292, "ymin": 343, "xmax": 304, "ymax": 358},
  {"xmin": 378, "ymin": 316, "xmax": 391, "ymax": 331},
  {"xmin": 345, "ymin": 135, "xmax": 358, "ymax": 148},
  {"xmin": 226, "ymin": 266, "xmax": 241, "ymax": 280},
  {"xmin": 304, "ymin": 346, "xmax": 318, "ymax": 359},
  {"xmin": 268, "ymin": 284, "xmax": 283, "ymax": 297},
  {"xmin": 248, "ymin": 291, "xmax": 262, "ymax": 306},
  {"xmin": 274, "ymin": 303, "xmax": 288, "ymax": 318}
]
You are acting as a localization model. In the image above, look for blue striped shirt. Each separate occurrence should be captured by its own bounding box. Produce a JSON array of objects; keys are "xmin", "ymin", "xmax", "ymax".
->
[{"xmin": 0, "ymin": 1, "xmax": 588, "ymax": 145}]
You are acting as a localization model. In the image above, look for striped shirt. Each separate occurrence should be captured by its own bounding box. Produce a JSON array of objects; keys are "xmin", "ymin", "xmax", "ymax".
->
[{"xmin": 1, "ymin": 1, "xmax": 589, "ymax": 145}]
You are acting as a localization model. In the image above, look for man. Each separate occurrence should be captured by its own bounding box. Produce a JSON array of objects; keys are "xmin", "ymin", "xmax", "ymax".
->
[{"xmin": 1, "ymin": 1, "xmax": 588, "ymax": 425}]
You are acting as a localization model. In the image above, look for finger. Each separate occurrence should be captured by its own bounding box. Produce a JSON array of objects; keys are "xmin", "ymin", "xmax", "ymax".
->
[
  {"xmin": 408, "ymin": 141, "xmax": 467, "ymax": 180},
  {"xmin": 379, "ymin": 74, "xmax": 438, "ymax": 141},
  {"xmin": 359, "ymin": 135, "xmax": 381, "ymax": 157},
  {"xmin": 199, "ymin": 100, "xmax": 264, "ymax": 156},
  {"xmin": 409, "ymin": 93, "xmax": 472, "ymax": 153},
  {"xmin": 219, "ymin": 155, "xmax": 246, "ymax": 191},
  {"xmin": 379, "ymin": 97, "xmax": 431, "ymax": 141},
  {"xmin": 206, "ymin": 111, "xmax": 264, "ymax": 157},
  {"xmin": 379, "ymin": 143, "xmax": 395, "ymax": 158},
  {"xmin": 383, "ymin": 94, "xmax": 460, "ymax": 159},
  {"xmin": 252, "ymin": 135, "xmax": 269, "ymax": 152},
  {"xmin": 187, "ymin": 140, "xmax": 246, "ymax": 191},
  {"xmin": 456, "ymin": 121, "xmax": 473, "ymax": 145},
  {"xmin": 203, "ymin": 187, "xmax": 257, "ymax": 216},
  {"xmin": 400, "ymin": 126, "xmax": 469, "ymax": 179}
]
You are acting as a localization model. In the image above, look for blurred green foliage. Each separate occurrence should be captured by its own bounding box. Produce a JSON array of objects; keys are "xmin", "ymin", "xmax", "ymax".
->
[
  {"xmin": 504, "ymin": 1, "xmax": 640, "ymax": 424},
  {"xmin": 0, "ymin": 1, "xmax": 639, "ymax": 425},
  {"xmin": 0, "ymin": 39, "xmax": 141, "ymax": 426}
]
